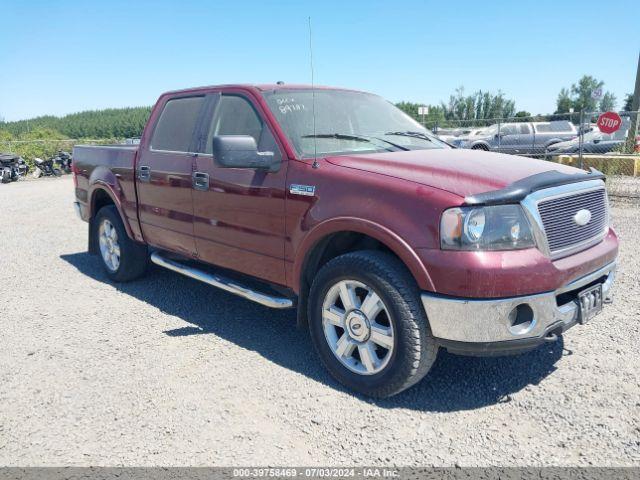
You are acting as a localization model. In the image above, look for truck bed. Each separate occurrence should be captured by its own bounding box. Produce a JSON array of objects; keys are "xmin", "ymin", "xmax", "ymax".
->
[
  {"xmin": 73, "ymin": 144, "xmax": 138, "ymax": 174},
  {"xmin": 72, "ymin": 144, "xmax": 141, "ymax": 241}
]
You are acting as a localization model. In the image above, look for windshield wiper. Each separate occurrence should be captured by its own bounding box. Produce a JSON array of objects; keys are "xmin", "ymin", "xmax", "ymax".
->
[
  {"xmin": 385, "ymin": 130, "xmax": 435, "ymax": 142},
  {"xmin": 302, "ymin": 133, "xmax": 409, "ymax": 151},
  {"xmin": 302, "ymin": 133, "xmax": 369, "ymax": 141}
]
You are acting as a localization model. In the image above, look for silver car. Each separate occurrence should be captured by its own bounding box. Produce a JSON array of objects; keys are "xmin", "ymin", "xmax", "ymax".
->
[{"xmin": 460, "ymin": 121, "xmax": 578, "ymax": 156}]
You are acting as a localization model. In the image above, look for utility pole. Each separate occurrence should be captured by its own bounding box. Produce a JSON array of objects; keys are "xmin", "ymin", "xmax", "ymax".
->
[{"xmin": 625, "ymin": 50, "xmax": 640, "ymax": 153}]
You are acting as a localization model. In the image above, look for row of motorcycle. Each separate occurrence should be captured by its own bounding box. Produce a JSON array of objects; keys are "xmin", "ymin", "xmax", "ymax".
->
[{"xmin": 0, "ymin": 151, "xmax": 72, "ymax": 183}]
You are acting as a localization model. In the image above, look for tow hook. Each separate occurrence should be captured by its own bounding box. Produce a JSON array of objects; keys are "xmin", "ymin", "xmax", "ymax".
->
[{"xmin": 543, "ymin": 332, "xmax": 559, "ymax": 343}]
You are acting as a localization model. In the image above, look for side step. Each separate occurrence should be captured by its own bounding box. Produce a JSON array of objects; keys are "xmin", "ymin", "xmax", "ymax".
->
[{"xmin": 150, "ymin": 251, "xmax": 294, "ymax": 309}]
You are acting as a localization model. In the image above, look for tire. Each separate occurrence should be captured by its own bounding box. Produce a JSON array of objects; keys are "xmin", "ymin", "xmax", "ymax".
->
[
  {"xmin": 472, "ymin": 144, "xmax": 489, "ymax": 151},
  {"xmin": 52, "ymin": 168, "xmax": 62, "ymax": 177},
  {"xmin": 308, "ymin": 250, "xmax": 438, "ymax": 398},
  {"xmin": 95, "ymin": 205, "xmax": 148, "ymax": 282}
]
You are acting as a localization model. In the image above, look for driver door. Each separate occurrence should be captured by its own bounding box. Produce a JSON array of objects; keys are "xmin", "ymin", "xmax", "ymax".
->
[{"xmin": 191, "ymin": 91, "xmax": 288, "ymax": 285}]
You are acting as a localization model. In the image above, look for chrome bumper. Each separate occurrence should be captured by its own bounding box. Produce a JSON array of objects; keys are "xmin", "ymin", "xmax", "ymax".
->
[
  {"xmin": 73, "ymin": 201, "xmax": 82, "ymax": 220},
  {"xmin": 421, "ymin": 261, "xmax": 616, "ymax": 345}
]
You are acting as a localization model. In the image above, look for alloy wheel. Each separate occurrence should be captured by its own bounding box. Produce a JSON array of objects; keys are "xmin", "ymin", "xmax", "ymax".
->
[
  {"xmin": 322, "ymin": 280, "xmax": 395, "ymax": 375},
  {"xmin": 98, "ymin": 219, "xmax": 121, "ymax": 272}
]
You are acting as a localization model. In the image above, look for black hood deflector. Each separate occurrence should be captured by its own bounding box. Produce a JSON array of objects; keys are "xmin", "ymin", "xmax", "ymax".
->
[{"xmin": 464, "ymin": 168, "xmax": 606, "ymax": 206}]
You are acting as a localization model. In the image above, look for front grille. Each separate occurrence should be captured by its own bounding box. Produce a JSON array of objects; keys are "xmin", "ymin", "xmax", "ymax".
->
[{"xmin": 537, "ymin": 187, "xmax": 607, "ymax": 256}]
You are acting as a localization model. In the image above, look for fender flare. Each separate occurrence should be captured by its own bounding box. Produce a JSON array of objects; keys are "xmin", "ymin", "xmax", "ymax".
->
[
  {"xmin": 292, "ymin": 217, "xmax": 435, "ymax": 293},
  {"xmin": 87, "ymin": 167, "xmax": 135, "ymax": 241}
]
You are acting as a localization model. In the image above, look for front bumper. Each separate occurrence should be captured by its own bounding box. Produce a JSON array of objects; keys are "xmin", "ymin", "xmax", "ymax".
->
[{"xmin": 421, "ymin": 261, "xmax": 616, "ymax": 356}]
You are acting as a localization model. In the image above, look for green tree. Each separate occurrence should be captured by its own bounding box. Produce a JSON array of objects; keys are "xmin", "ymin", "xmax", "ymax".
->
[
  {"xmin": 0, "ymin": 106, "xmax": 152, "ymax": 139},
  {"xmin": 570, "ymin": 75, "xmax": 604, "ymax": 112},
  {"xmin": 555, "ymin": 88, "xmax": 573, "ymax": 114},
  {"xmin": 514, "ymin": 111, "xmax": 531, "ymax": 118},
  {"xmin": 440, "ymin": 87, "xmax": 516, "ymax": 122},
  {"xmin": 623, "ymin": 93, "xmax": 633, "ymax": 112},
  {"xmin": 599, "ymin": 92, "xmax": 617, "ymax": 112}
]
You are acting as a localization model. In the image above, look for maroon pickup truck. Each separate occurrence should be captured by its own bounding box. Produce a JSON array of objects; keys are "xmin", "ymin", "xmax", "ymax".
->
[{"xmin": 72, "ymin": 84, "xmax": 618, "ymax": 397}]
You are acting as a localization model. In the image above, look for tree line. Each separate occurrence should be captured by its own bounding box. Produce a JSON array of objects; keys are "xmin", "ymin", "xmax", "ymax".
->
[{"xmin": 0, "ymin": 106, "xmax": 151, "ymax": 139}]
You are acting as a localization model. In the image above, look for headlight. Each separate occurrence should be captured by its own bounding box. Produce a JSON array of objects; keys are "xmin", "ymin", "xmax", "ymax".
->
[{"xmin": 440, "ymin": 204, "xmax": 535, "ymax": 250}]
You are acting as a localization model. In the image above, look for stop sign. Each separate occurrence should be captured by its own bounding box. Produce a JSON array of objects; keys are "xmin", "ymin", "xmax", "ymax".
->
[{"xmin": 597, "ymin": 111, "xmax": 623, "ymax": 134}]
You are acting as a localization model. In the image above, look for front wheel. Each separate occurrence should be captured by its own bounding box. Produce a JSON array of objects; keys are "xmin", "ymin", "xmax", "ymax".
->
[{"xmin": 308, "ymin": 250, "xmax": 438, "ymax": 398}]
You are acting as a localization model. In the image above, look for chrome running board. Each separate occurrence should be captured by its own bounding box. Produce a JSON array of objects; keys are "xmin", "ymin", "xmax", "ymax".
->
[{"xmin": 150, "ymin": 251, "xmax": 294, "ymax": 309}]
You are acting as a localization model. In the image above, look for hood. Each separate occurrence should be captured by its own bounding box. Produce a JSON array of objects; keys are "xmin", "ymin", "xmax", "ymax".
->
[{"xmin": 325, "ymin": 148, "xmax": 581, "ymax": 199}]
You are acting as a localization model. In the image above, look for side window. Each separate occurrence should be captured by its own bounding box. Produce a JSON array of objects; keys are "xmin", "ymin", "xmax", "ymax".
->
[
  {"xmin": 501, "ymin": 124, "xmax": 518, "ymax": 135},
  {"xmin": 519, "ymin": 124, "xmax": 531, "ymax": 134},
  {"xmin": 150, "ymin": 96, "xmax": 205, "ymax": 152},
  {"xmin": 203, "ymin": 95, "xmax": 281, "ymax": 162}
]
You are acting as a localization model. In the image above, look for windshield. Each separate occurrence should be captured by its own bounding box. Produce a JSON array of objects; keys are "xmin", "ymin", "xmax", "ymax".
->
[{"xmin": 262, "ymin": 89, "xmax": 449, "ymax": 158}]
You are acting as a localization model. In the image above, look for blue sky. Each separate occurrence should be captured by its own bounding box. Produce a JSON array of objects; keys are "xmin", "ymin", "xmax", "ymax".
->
[{"xmin": 1, "ymin": 0, "xmax": 638, "ymax": 121}]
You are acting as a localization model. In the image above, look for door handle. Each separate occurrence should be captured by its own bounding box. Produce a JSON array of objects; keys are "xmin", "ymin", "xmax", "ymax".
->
[
  {"xmin": 138, "ymin": 165, "xmax": 151, "ymax": 182},
  {"xmin": 192, "ymin": 171, "xmax": 209, "ymax": 191}
]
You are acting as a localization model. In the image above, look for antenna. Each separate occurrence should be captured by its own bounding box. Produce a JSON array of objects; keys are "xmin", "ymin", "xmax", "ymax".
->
[{"xmin": 308, "ymin": 16, "xmax": 319, "ymax": 169}]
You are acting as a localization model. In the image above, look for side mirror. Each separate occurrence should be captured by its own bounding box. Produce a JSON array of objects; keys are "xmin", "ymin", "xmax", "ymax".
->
[{"xmin": 212, "ymin": 135, "xmax": 276, "ymax": 170}]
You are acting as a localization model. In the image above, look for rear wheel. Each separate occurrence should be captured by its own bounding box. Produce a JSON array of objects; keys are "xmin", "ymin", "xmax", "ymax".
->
[
  {"xmin": 472, "ymin": 144, "xmax": 489, "ymax": 151},
  {"xmin": 308, "ymin": 250, "xmax": 438, "ymax": 398},
  {"xmin": 95, "ymin": 206, "xmax": 148, "ymax": 282}
]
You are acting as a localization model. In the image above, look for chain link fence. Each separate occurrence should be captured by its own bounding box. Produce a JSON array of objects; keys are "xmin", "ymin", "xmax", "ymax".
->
[
  {"xmin": 1, "ymin": 115, "xmax": 639, "ymax": 198},
  {"xmin": 423, "ymin": 110, "xmax": 640, "ymax": 198}
]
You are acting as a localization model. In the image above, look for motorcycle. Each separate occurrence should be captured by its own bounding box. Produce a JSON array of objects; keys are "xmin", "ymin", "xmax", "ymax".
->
[
  {"xmin": 17, "ymin": 157, "xmax": 29, "ymax": 177},
  {"xmin": 32, "ymin": 157, "xmax": 62, "ymax": 178},
  {"xmin": 0, "ymin": 153, "xmax": 21, "ymax": 183},
  {"xmin": 54, "ymin": 150, "xmax": 73, "ymax": 174}
]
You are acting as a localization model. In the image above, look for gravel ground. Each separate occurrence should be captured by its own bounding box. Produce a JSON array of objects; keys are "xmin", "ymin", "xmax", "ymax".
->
[{"xmin": 0, "ymin": 177, "xmax": 638, "ymax": 467}]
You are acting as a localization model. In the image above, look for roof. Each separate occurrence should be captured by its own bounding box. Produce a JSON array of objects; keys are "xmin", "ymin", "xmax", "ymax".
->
[{"xmin": 162, "ymin": 83, "xmax": 366, "ymax": 96}]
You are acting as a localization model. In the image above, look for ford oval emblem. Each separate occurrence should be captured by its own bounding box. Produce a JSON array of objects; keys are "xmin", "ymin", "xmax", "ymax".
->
[{"xmin": 573, "ymin": 209, "xmax": 592, "ymax": 226}]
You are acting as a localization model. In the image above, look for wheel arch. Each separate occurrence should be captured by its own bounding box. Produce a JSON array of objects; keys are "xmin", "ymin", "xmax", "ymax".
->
[
  {"xmin": 293, "ymin": 218, "xmax": 435, "ymax": 328},
  {"xmin": 88, "ymin": 184, "xmax": 135, "ymax": 254},
  {"xmin": 471, "ymin": 142, "xmax": 490, "ymax": 150}
]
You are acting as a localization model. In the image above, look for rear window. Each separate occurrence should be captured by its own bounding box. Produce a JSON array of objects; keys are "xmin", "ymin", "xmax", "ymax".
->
[
  {"xmin": 534, "ymin": 121, "xmax": 574, "ymax": 133},
  {"xmin": 151, "ymin": 96, "xmax": 205, "ymax": 152}
]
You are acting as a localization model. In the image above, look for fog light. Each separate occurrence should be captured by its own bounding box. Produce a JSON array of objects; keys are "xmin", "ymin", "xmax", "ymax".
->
[{"xmin": 508, "ymin": 304, "xmax": 535, "ymax": 335}]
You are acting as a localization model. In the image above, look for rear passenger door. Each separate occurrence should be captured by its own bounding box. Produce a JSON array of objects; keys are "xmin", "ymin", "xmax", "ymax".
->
[
  {"xmin": 136, "ymin": 95, "xmax": 206, "ymax": 257},
  {"xmin": 512, "ymin": 123, "xmax": 534, "ymax": 155},
  {"xmin": 495, "ymin": 123, "xmax": 519, "ymax": 153},
  {"xmin": 191, "ymin": 91, "xmax": 288, "ymax": 285}
]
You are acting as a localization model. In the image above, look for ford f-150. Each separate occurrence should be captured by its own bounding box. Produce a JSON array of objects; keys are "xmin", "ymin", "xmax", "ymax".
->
[{"xmin": 72, "ymin": 84, "xmax": 618, "ymax": 397}]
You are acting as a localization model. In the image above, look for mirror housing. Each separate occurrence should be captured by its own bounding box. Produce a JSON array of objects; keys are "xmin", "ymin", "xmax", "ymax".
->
[{"xmin": 212, "ymin": 135, "xmax": 276, "ymax": 170}]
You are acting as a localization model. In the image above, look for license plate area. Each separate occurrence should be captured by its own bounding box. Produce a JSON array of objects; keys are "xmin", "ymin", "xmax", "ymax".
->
[{"xmin": 578, "ymin": 284, "xmax": 603, "ymax": 324}]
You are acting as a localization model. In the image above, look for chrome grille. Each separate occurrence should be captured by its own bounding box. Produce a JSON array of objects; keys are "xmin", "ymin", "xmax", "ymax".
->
[{"xmin": 537, "ymin": 187, "xmax": 607, "ymax": 256}]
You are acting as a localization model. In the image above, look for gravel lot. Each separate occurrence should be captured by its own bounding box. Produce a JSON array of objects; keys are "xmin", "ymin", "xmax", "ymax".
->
[{"xmin": 0, "ymin": 177, "xmax": 638, "ymax": 467}]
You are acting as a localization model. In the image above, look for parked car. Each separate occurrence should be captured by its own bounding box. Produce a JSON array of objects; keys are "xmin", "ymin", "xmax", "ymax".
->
[
  {"xmin": 72, "ymin": 84, "xmax": 618, "ymax": 398},
  {"xmin": 460, "ymin": 121, "xmax": 578, "ymax": 155},
  {"xmin": 546, "ymin": 119, "xmax": 630, "ymax": 155},
  {"xmin": 448, "ymin": 127, "xmax": 488, "ymax": 148},
  {"xmin": 434, "ymin": 127, "xmax": 468, "ymax": 143}
]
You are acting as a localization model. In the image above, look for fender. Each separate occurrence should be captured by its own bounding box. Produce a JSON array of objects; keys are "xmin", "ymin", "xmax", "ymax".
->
[
  {"xmin": 544, "ymin": 138, "xmax": 564, "ymax": 149},
  {"xmin": 292, "ymin": 217, "xmax": 436, "ymax": 293},
  {"xmin": 88, "ymin": 166, "xmax": 136, "ymax": 241}
]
